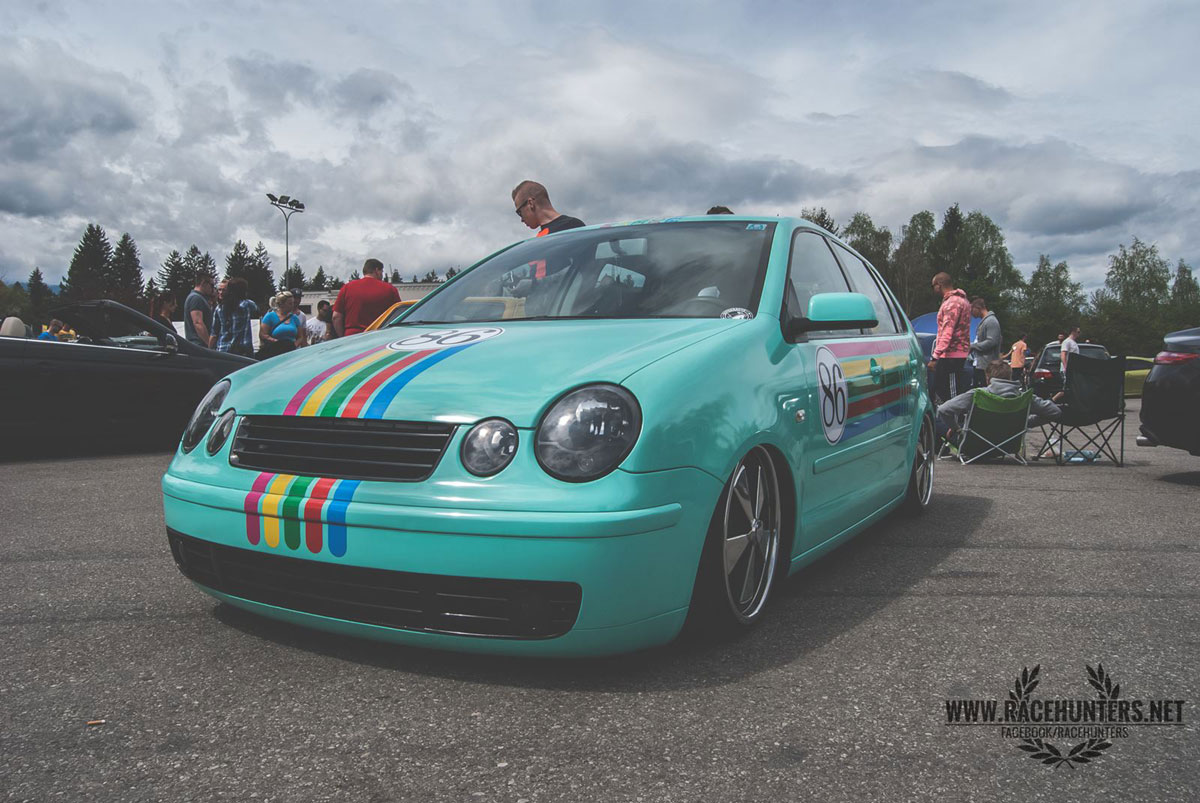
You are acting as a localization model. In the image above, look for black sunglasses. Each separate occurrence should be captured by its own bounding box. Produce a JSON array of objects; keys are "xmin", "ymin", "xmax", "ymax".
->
[{"xmin": 514, "ymin": 198, "xmax": 531, "ymax": 216}]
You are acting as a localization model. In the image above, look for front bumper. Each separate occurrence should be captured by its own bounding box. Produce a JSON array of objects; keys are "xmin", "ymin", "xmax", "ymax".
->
[{"xmin": 161, "ymin": 467, "xmax": 722, "ymax": 656}]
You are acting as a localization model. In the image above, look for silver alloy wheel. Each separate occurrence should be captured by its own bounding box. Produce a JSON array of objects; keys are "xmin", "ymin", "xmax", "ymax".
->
[
  {"xmin": 914, "ymin": 416, "xmax": 935, "ymax": 506},
  {"xmin": 721, "ymin": 446, "xmax": 782, "ymax": 622}
]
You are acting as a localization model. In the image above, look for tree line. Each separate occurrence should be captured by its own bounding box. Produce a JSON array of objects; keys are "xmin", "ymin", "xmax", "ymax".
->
[
  {"xmin": 804, "ymin": 204, "xmax": 1199, "ymax": 356},
  {"xmin": 2, "ymin": 214, "xmax": 1196, "ymax": 355}
]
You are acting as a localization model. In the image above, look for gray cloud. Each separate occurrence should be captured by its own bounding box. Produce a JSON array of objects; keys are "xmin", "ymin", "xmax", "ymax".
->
[
  {"xmin": 330, "ymin": 68, "xmax": 409, "ymax": 116},
  {"xmin": 1, "ymin": 4, "xmax": 1196, "ymax": 296},
  {"xmin": 874, "ymin": 68, "xmax": 1015, "ymax": 111},
  {"xmin": 873, "ymin": 136, "xmax": 1158, "ymax": 238},
  {"xmin": 227, "ymin": 53, "xmax": 320, "ymax": 114},
  {"xmin": 560, "ymin": 140, "xmax": 857, "ymax": 221},
  {"xmin": 0, "ymin": 38, "xmax": 140, "ymax": 163}
]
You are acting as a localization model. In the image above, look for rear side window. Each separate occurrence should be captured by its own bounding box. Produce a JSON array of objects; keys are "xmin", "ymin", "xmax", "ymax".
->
[
  {"xmin": 831, "ymin": 243, "xmax": 899, "ymax": 335},
  {"xmin": 785, "ymin": 231, "xmax": 850, "ymax": 337}
]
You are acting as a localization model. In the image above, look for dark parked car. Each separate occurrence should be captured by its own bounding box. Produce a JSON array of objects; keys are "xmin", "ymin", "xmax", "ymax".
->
[
  {"xmin": 1139, "ymin": 326, "xmax": 1200, "ymax": 456},
  {"xmin": 1029, "ymin": 340, "xmax": 1110, "ymax": 398},
  {"xmin": 1, "ymin": 300, "xmax": 253, "ymax": 449}
]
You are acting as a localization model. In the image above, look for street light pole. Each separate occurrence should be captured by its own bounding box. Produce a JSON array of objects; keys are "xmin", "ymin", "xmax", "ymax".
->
[{"xmin": 265, "ymin": 193, "xmax": 306, "ymax": 277}]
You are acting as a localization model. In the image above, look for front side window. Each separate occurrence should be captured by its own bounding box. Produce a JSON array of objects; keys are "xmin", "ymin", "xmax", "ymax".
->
[
  {"xmin": 400, "ymin": 221, "xmax": 775, "ymax": 324},
  {"xmin": 784, "ymin": 231, "xmax": 851, "ymax": 338}
]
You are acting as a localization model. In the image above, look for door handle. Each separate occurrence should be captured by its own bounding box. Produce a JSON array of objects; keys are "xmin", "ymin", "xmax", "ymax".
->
[{"xmin": 869, "ymin": 358, "xmax": 883, "ymax": 383}]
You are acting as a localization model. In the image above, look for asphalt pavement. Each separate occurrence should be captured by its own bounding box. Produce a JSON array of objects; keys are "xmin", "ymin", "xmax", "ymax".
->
[{"xmin": 2, "ymin": 399, "xmax": 1197, "ymax": 803}]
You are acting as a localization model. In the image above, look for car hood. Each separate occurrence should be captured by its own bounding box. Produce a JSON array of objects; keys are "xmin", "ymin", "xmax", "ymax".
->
[{"xmin": 228, "ymin": 318, "xmax": 750, "ymax": 426}]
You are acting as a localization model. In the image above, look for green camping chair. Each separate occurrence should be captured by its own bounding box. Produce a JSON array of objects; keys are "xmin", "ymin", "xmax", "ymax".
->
[
  {"xmin": 1036, "ymin": 355, "xmax": 1125, "ymax": 466},
  {"xmin": 939, "ymin": 389, "xmax": 1034, "ymax": 465}
]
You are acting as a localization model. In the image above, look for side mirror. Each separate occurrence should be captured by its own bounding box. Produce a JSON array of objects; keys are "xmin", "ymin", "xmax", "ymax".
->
[
  {"xmin": 161, "ymin": 333, "xmax": 179, "ymax": 354},
  {"xmin": 786, "ymin": 292, "xmax": 878, "ymax": 338}
]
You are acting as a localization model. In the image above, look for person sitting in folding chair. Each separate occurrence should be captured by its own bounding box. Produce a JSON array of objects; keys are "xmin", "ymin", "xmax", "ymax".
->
[
  {"xmin": 1035, "ymin": 353, "xmax": 1126, "ymax": 466},
  {"xmin": 937, "ymin": 361, "xmax": 1061, "ymax": 464}
]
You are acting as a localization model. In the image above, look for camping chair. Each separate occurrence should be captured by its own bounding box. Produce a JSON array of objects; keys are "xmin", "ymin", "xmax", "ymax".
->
[
  {"xmin": 939, "ymin": 389, "xmax": 1034, "ymax": 465},
  {"xmin": 1037, "ymin": 355, "xmax": 1125, "ymax": 466}
]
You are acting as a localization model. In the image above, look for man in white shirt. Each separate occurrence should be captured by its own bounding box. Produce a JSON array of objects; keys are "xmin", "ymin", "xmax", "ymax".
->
[
  {"xmin": 304, "ymin": 299, "xmax": 333, "ymax": 344},
  {"xmin": 1054, "ymin": 325, "xmax": 1081, "ymax": 402}
]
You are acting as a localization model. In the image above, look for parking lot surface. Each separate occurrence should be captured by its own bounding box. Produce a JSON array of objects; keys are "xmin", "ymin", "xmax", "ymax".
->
[{"xmin": 2, "ymin": 400, "xmax": 1196, "ymax": 802}]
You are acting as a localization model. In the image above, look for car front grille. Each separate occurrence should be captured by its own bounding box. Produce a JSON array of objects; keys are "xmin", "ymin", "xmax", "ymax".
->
[
  {"xmin": 229, "ymin": 415, "xmax": 455, "ymax": 482},
  {"xmin": 167, "ymin": 529, "xmax": 582, "ymax": 639}
]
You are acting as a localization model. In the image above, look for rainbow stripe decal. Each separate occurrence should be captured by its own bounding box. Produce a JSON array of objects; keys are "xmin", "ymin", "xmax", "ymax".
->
[
  {"xmin": 243, "ymin": 471, "xmax": 362, "ymax": 557},
  {"xmin": 282, "ymin": 331, "xmax": 498, "ymax": 418},
  {"xmin": 825, "ymin": 338, "xmax": 912, "ymax": 441}
]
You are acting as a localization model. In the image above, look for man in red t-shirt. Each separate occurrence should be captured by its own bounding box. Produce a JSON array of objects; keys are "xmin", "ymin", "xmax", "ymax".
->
[{"xmin": 333, "ymin": 258, "xmax": 401, "ymax": 337}]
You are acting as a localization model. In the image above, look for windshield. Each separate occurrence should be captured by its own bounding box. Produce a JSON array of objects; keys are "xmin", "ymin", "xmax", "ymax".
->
[{"xmin": 399, "ymin": 221, "xmax": 776, "ymax": 324}]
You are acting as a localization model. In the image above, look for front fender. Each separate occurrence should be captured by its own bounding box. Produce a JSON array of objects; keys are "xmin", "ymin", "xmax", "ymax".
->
[{"xmin": 621, "ymin": 317, "xmax": 793, "ymax": 481}]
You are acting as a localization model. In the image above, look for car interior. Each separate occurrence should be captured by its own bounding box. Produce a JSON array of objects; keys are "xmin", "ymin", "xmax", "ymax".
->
[{"xmin": 53, "ymin": 306, "xmax": 173, "ymax": 351}]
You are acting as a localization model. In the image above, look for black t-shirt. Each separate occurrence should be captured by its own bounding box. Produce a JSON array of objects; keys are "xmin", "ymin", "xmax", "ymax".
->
[{"xmin": 539, "ymin": 215, "xmax": 585, "ymax": 235}]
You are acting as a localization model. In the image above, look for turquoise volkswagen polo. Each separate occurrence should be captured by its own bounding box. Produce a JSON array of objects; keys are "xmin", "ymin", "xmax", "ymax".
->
[{"xmin": 163, "ymin": 217, "xmax": 934, "ymax": 656}]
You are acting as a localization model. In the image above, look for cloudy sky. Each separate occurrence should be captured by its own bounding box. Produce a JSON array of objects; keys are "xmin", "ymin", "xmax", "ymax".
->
[{"xmin": 3, "ymin": 0, "xmax": 1197, "ymax": 291}]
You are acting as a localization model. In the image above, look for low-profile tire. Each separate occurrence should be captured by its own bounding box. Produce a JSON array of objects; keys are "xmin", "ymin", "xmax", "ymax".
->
[
  {"xmin": 901, "ymin": 415, "xmax": 935, "ymax": 515},
  {"xmin": 685, "ymin": 445, "xmax": 783, "ymax": 636}
]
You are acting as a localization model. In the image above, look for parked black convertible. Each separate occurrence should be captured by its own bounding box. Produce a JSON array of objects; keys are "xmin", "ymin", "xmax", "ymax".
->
[{"xmin": 1, "ymin": 300, "xmax": 253, "ymax": 450}]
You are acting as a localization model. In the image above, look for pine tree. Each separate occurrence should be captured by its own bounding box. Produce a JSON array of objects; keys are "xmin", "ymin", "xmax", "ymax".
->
[
  {"xmin": 224, "ymin": 240, "xmax": 253, "ymax": 281},
  {"xmin": 349, "ymin": 270, "xmax": 361, "ymax": 281},
  {"xmin": 445, "ymin": 267, "xmax": 459, "ymax": 280},
  {"xmin": 157, "ymin": 250, "xmax": 191, "ymax": 316},
  {"xmin": 107, "ymin": 232, "xmax": 144, "ymax": 307},
  {"xmin": 61, "ymin": 223, "xmax": 112, "ymax": 301},
  {"xmin": 390, "ymin": 269, "xmax": 402, "ymax": 283},
  {"xmin": 328, "ymin": 276, "xmax": 344, "ymax": 290},
  {"xmin": 26, "ymin": 267, "xmax": 52, "ymax": 321},
  {"xmin": 280, "ymin": 262, "xmax": 306, "ymax": 292},
  {"xmin": 246, "ymin": 242, "xmax": 276, "ymax": 311},
  {"xmin": 308, "ymin": 266, "xmax": 329, "ymax": 290},
  {"xmin": 421, "ymin": 269, "xmax": 439, "ymax": 283},
  {"xmin": 182, "ymin": 245, "xmax": 219, "ymax": 288}
]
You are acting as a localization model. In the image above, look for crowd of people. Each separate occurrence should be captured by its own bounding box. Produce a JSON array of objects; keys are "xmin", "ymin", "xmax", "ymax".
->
[
  {"xmin": 927, "ymin": 271, "xmax": 1079, "ymax": 450},
  {"xmin": 164, "ymin": 257, "xmax": 401, "ymax": 360}
]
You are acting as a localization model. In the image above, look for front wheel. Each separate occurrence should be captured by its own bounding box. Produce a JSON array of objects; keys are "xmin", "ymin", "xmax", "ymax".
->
[
  {"xmin": 687, "ymin": 446, "xmax": 783, "ymax": 634},
  {"xmin": 901, "ymin": 415, "xmax": 935, "ymax": 515}
]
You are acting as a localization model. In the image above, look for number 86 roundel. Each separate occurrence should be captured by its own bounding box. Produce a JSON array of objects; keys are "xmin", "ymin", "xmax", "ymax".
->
[
  {"xmin": 388, "ymin": 327, "xmax": 505, "ymax": 351},
  {"xmin": 815, "ymin": 345, "xmax": 848, "ymax": 444}
]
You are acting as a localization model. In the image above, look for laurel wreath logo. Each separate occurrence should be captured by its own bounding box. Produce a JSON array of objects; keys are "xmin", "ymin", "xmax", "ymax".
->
[{"xmin": 1012, "ymin": 664, "xmax": 1116, "ymax": 769}]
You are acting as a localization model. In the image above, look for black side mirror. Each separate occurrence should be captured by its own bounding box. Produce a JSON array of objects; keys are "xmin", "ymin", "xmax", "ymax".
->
[{"xmin": 161, "ymin": 333, "xmax": 179, "ymax": 354}]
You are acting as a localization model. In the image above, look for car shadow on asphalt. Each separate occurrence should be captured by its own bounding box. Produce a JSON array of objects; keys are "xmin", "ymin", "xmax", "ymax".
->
[
  {"xmin": 210, "ymin": 490, "xmax": 992, "ymax": 692},
  {"xmin": 1157, "ymin": 471, "xmax": 1200, "ymax": 487}
]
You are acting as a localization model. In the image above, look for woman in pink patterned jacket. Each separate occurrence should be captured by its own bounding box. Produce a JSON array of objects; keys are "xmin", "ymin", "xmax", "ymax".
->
[{"xmin": 928, "ymin": 272, "xmax": 972, "ymax": 403}]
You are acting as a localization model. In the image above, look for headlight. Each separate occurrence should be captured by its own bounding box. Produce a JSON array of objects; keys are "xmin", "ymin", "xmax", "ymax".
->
[
  {"xmin": 461, "ymin": 418, "xmax": 519, "ymax": 476},
  {"xmin": 535, "ymin": 384, "xmax": 641, "ymax": 482},
  {"xmin": 181, "ymin": 379, "xmax": 231, "ymax": 453},
  {"xmin": 206, "ymin": 408, "xmax": 238, "ymax": 456}
]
